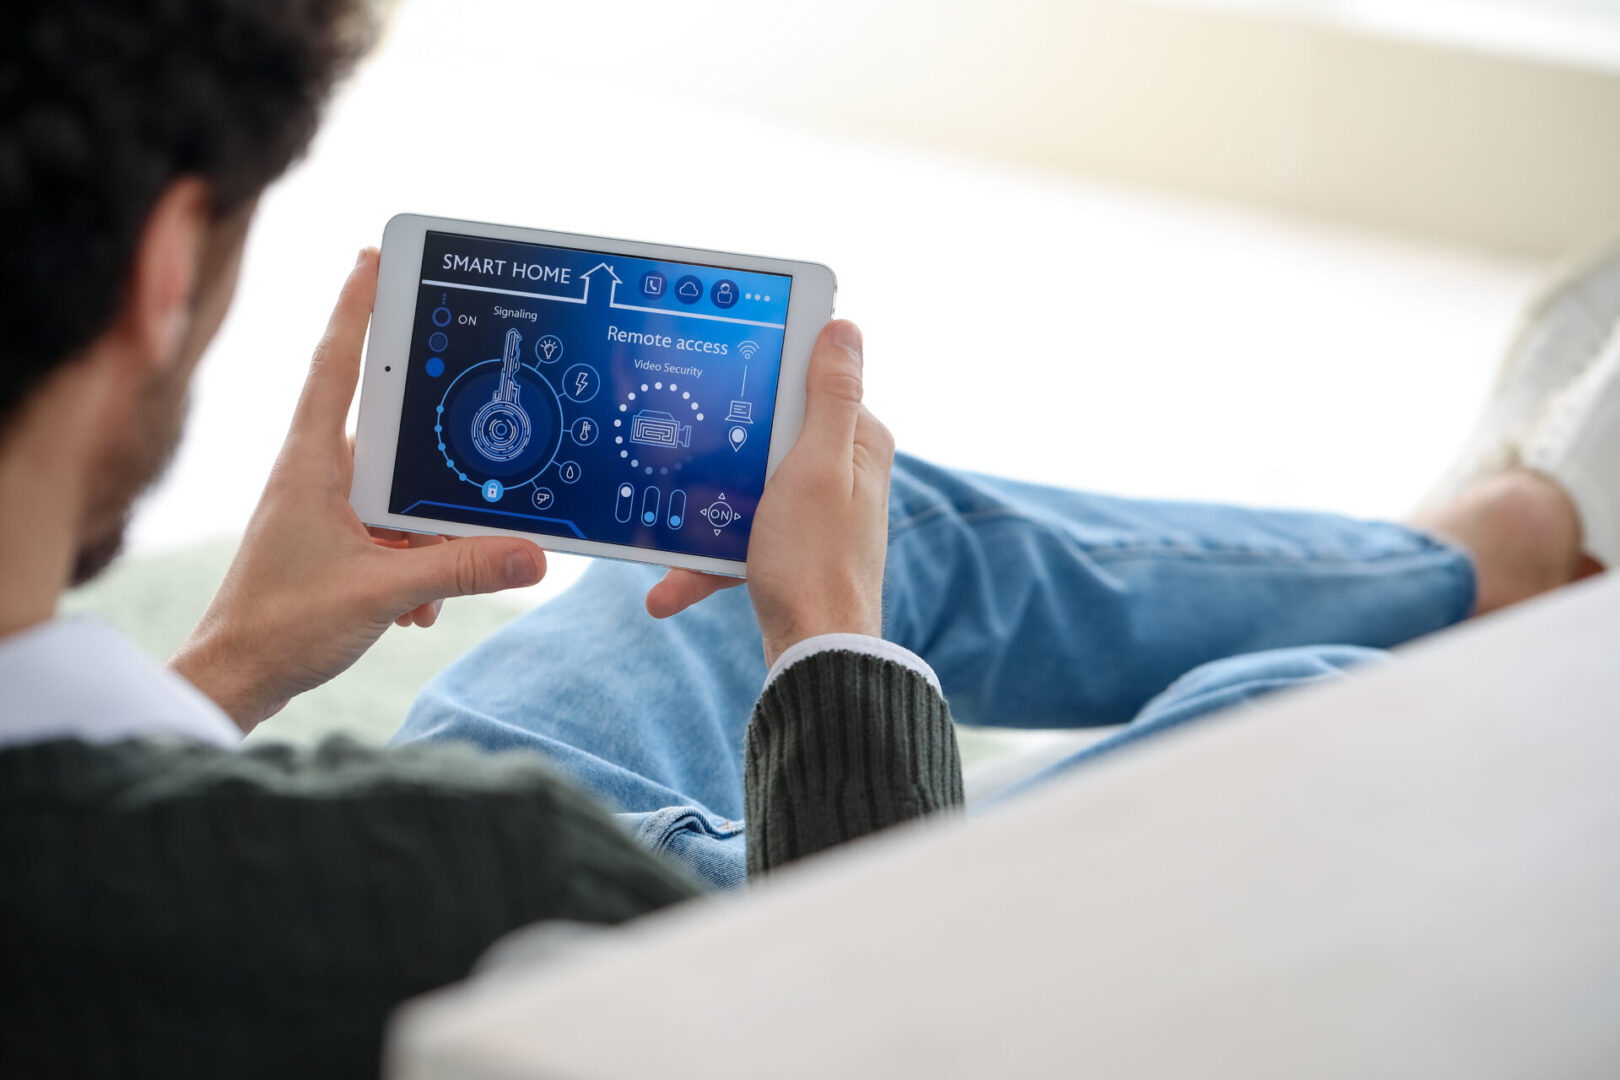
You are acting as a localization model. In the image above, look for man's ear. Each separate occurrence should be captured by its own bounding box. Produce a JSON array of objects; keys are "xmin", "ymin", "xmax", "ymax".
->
[{"xmin": 121, "ymin": 177, "xmax": 211, "ymax": 374}]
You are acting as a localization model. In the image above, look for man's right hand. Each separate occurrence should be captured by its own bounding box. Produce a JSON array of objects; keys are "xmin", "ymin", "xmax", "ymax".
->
[
  {"xmin": 645, "ymin": 320, "xmax": 895, "ymax": 668},
  {"xmin": 169, "ymin": 250, "xmax": 546, "ymax": 731}
]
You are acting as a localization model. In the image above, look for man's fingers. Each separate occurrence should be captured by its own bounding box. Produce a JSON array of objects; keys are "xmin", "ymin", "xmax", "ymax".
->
[
  {"xmin": 795, "ymin": 320, "xmax": 865, "ymax": 463},
  {"xmin": 391, "ymin": 536, "xmax": 545, "ymax": 611},
  {"xmin": 401, "ymin": 597, "xmax": 442, "ymax": 629},
  {"xmin": 405, "ymin": 531, "xmax": 446, "ymax": 550},
  {"xmin": 852, "ymin": 405, "xmax": 896, "ymax": 482},
  {"xmin": 293, "ymin": 248, "xmax": 380, "ymax": 436},
  {"xmin": 404, "ymin": 534, "xmax": 447, "ymax": 621},
  {"xmin": 645, "ymin": 568, "xmax": 741, "ymax": 619}
]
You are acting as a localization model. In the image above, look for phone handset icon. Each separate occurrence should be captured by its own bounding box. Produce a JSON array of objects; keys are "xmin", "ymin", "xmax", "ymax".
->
[{"xmin": 471, "ymin": 328, "xmax": 534, "ymax": 462}]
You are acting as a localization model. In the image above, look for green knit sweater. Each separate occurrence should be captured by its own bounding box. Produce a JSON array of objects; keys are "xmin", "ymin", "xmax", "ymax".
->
[{"xmin": 0, "ymin": 650, "xmax": 960, "ymax": 1078}]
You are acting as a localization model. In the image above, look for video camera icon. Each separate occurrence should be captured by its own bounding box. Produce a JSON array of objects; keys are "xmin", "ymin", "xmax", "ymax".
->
[{"xmin": 628, "ymin": 409, "xmax": 692, "ymax": 449}]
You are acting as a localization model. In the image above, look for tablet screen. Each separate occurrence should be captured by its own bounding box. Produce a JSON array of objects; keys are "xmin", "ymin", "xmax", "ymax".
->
[{"xmin": 386, "ymin": 231, "xmax": 792, "ymax": 563}]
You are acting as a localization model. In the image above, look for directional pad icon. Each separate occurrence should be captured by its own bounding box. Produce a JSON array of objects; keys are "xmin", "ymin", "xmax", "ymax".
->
[{"xmin": 701, "ymin": 494, "xmax": 741, "ymax": 535}]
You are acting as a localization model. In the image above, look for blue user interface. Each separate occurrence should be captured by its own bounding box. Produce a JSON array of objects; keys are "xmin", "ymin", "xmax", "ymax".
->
[{"xmin": 388, "ymin": 231, "xmax": 792, "ymax": 563}]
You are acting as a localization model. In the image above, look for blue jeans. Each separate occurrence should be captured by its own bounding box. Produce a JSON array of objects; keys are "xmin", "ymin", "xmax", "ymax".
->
[{"xmin": 395, "ymin": 453, "xmax": 1476, "ymax": 889}]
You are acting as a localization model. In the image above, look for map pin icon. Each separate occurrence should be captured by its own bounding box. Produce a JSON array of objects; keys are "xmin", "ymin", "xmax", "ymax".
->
[{"xmin": 729, "ymin": 426, "xmax": 748, "ymax": 452}]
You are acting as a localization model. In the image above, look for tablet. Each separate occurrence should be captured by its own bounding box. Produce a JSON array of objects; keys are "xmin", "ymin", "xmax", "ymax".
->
[{"xmin": 351, "ymin": 214, "xmax": 836, "ymax": 578}]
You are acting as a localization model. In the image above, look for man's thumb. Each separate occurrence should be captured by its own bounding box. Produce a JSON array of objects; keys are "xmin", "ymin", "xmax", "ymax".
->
[
  {"xmin": 394, "ymin": 537, "xmax": 544, "ymax": 609},
  {"xmin": 797, "ymin": 320, "xmax": 864, "ymax": 457}
]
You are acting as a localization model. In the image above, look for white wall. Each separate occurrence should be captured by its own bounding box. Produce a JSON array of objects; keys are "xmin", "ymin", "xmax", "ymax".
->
[
  {"xmin": 460, "ymin": 0, "xmax": 1620, "ymax": 257},
  {"xmin": 122, "ymin": 0, "xmax": 1546, "ymax": 621}
]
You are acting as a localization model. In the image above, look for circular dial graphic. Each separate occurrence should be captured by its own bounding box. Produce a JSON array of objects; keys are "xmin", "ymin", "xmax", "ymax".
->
[
  {"xmin": 470, "ymin": 399, "xmax": 532, "ymax": 462},
  {"xmin": 435, "ymin": 328, "xmax": 568, "ymax": 497}
]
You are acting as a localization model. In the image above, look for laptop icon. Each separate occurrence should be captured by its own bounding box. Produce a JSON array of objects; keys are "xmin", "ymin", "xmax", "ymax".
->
[{"xmin": 725, "ymin": 399, "xmax": 753, "ymax": 425}]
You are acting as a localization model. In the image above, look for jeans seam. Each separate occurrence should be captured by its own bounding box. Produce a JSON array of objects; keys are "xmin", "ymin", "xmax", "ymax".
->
[
  {"xmin": 891, "ymin": 505, "xmax": 1462, "ymax": 568},
  {"xmin": 641, "ymin": 807, "xmax": 744, "ymax": 857}
]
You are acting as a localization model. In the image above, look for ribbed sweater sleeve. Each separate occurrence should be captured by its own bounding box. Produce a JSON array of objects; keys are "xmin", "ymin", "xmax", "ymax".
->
[{"xmin": 744, "ymin": 649, "xmax": 963, "ymax": 875}]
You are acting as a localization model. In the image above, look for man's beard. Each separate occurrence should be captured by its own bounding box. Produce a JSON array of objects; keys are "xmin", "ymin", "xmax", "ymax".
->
[{"xmin": 71, "ymin": 369, "xmax": 190, "ymax": 585}]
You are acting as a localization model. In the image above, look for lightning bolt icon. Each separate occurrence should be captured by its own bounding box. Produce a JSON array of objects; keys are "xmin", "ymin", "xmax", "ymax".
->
[{"xmin": 574, "ymin": 371, "xmax": 590, "ymax": 396}]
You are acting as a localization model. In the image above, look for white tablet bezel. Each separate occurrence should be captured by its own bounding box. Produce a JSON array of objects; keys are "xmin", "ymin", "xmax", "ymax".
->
[{"xmin": 350, "ymin": 213, "xmax": 836, "ymax": 578}]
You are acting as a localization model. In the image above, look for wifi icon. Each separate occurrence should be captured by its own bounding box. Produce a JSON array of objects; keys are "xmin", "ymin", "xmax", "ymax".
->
[{"xmin": 737, "ymin": 340, "xmax": 760, "ymax": 361}]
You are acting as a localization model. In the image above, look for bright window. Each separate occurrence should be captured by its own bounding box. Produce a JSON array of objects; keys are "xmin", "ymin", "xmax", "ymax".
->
[{"xmin": 1159, "ymin": 0, "xmax": 1620, "ymax": 70}]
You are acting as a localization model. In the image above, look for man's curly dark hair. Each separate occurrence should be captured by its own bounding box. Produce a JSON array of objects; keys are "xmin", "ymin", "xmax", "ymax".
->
[{"xmin": 0, "ymin": 0, "xmax": 377, "ymax": 426}]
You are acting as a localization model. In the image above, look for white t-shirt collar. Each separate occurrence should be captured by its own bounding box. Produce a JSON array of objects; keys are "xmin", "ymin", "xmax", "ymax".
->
[{"xmin": 0, "ymin": 615, "xmax": 242, "ymax": 750}]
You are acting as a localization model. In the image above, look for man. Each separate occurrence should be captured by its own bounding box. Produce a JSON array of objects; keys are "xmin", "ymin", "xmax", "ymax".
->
[
  {"xmin": 6, "ymin": 0, "xmax": 1620, "ymax": 1074},
  {"xmin": 1, "ymin": 3, "xmax": 957, "ymax": 1075}
]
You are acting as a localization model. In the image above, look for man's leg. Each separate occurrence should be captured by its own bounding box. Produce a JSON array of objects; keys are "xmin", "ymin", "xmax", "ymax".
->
[
  {"xmin": 990, "ymin": 644, "xmax": 1387, "ymax": 803},
  {"xmin": 881, "ymin": 454, "xmax": 1475, "ymax": 728},
  {"xmin": 398, "ymin": 556, "xmax": 765, "ymax": 888},
  {"xmin": 397, "ymin": 454, "xmax": 1483, "ymax": 886}
]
